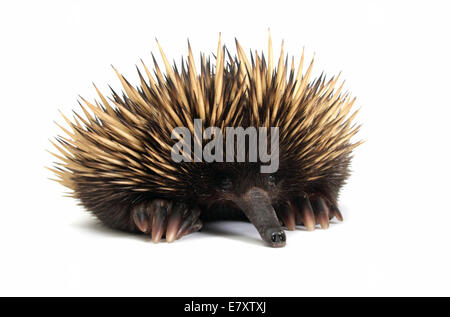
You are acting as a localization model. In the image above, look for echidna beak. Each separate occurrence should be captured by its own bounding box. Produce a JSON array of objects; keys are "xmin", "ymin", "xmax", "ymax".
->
[{"xmin": 234, "ymin": 187, "xmax": 286, "ymax": 248}]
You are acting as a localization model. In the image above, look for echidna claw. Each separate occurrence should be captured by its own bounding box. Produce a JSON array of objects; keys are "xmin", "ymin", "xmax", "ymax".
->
[
  {"xmin": 310, "ymin": 196, "xmax": 330, "ymax": 229},
  {"xmin": 132, "ymin": 203, "xmax": 150, "ymax": 233},
  {"xmin": 277, "ymin": 194, "xmax": 343, "ymax": 231},
  {"xmin": 277, "ymin": 202, "xmax": 297, "ymax": 231},
  {"xmin": 296, "ymin": 195, "xmax": 316, "ymax": 231},
  {"xmin": 131, "ymin": 200, "xmax": 202, "ymax": 243},
  {"xmin": 150, "ymin": 199, "xmax": 170, "ymax": 243},
  {"xmin": 332, "ymin": 205, "xmax": 344, "ymax": 222}
]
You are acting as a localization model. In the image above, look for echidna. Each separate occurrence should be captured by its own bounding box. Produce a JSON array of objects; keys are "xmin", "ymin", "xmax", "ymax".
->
[{"xmin": 49, "ymin": 34, "xmax": 361, "ymax": 247}]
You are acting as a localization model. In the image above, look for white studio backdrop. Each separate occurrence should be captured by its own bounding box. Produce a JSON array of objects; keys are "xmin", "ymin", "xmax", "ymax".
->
[{"xmin": 0, "ymin": 0, "xmax": 449, "ymax": 296}]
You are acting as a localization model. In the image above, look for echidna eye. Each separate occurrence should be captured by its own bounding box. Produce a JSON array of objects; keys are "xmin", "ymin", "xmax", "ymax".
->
[
  {"xmin": 268, "ymin": 175, "xmax": 276, "ymax": 186},
  {"xmin": 219, "ymin": 177, "xmax": 233, "ymax": 190}
]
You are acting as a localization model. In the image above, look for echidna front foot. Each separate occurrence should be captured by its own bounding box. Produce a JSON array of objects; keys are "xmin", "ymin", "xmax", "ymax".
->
[
  {"xmin": 278, "ymin": 194, "xmax": 343, "ymax": 231},
  {"xmin": 132, "ymin": 200, "xmax": 202, "ymax": 243}
]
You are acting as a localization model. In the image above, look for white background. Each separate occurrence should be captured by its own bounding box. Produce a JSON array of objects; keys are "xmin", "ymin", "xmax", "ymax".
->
[{"xmin": 1, "ymin": 0, "xmax": 449, "ymax": 296}]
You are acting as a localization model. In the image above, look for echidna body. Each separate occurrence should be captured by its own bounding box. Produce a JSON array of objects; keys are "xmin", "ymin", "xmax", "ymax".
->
[{"xmin": 50, "ymin": 35, "xmax": 361, "ymax": 247}]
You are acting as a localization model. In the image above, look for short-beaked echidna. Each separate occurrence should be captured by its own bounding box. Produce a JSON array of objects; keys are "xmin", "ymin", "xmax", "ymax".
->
[{"xmin": 49, "ymin": 34, "xmax": 361, "ymax": 247}]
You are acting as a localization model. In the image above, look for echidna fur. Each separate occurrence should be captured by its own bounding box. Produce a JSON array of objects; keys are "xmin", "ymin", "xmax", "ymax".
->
[{"xmin": 49, "ymin": 34, "xmax": 361, "ymax": 247}]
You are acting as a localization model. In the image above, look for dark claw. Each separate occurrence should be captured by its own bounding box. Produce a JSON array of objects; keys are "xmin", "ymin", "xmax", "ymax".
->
[
  {"xmin": 151, "ymin": 199, "xmax": 170, "ymax": 243},
  {"xmin": 132, "ymin": 203, "xmax": 150, "ymax": 233},
  {"xmin": 310, "ymin": 196, "xmax": 330, "ymax": 229},
  {"xmin": 176, "ymin": 206, "xmax": 202, "ymax": 239},
  {"xmin": 297, "ymin": 195, "xmax": 316, "ymax": 231},
  {"xmin": 332, "ymin": 205, "xmax": 343, "ymax": 221},
  {"xmin": 166, "ymin": 202, "xmax": 184, "ymax": 243},
  {"xmin": 182, "ymin": 219, "xmax": 203, "ymax": 237},
  {"xmin": 277, "ymin": 202, "xmax": 296, "ymax": 230},
  {"xmin": 131, "ymin": 200, "xmax": 202, "ymax": 243}
]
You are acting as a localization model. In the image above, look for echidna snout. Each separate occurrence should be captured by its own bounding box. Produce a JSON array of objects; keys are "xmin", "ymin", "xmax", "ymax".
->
[{"xmin": 232, "ymin": 187, "xmax": 286, "ymax": 247}]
